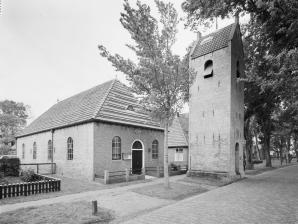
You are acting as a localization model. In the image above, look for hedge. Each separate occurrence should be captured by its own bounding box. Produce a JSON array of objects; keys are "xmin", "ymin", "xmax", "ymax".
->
[{"xmin": 0, "ymin": 157, "xmax": 20, "ymax": 176}]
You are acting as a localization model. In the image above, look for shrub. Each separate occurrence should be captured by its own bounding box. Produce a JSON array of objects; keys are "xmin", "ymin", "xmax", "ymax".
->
[
  {"xmin": 0, "ymin": 157, "xmax": 20, "ymax": 176},
  {"xmin": 169, "ymin": 163, "xmax": 179, "ymax": 171},
  {"xmin": 20, "ymin": 169, "xmax": 38, "ymax": 182}
]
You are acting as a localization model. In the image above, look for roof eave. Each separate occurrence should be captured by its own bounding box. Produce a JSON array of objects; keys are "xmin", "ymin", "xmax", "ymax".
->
[{"xmin": 94, "ymin": 117, "xmax": 164, "ymax": 131}]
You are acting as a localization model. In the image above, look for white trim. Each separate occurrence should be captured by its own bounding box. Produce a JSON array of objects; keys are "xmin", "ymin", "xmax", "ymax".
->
[{"xmin": 131, "ymin": 139, "xmax": 145, "ymax": 169}]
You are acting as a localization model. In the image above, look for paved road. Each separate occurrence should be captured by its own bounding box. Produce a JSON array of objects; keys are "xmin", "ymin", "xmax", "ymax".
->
[{"xmin": 122, "ymin": 165, "xmax": 298, "ymax": 224}]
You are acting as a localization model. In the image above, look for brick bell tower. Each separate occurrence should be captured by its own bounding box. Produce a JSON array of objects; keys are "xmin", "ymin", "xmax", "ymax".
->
[{"xmin": 188, "ymin": 17, "xmax": 245, "ymax": 177}]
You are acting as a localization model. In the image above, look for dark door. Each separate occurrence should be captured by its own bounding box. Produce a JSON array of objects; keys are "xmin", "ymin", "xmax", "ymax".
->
[{"xmin": 132, "ymin": 150, "xmax": 142, "ymax": 174}]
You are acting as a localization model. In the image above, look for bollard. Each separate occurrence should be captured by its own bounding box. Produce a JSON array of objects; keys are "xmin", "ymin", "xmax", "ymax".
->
[
  {"xmin": 125, "ymin": 168, "xmax": 129, "ymax": 182},
  {"xmin": 104, "ymin": 170, "xmax": 109, "ymax": 184},
  {"xmin": 92, "ymin": 200, "xmax": 98, "ymax": 215}
]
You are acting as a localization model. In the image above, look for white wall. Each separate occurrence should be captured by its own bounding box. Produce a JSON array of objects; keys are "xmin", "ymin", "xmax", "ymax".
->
[
  {"xmin": 17, "ymin": 131, "xmax": 52, "ymax": 164},
  {"xmin": 53, "ymin": 123, "xmax": 94, "ymax": 180},
  {"xmin": 17, "ymin": 122, "xmax": 95, "ymax": 180}
]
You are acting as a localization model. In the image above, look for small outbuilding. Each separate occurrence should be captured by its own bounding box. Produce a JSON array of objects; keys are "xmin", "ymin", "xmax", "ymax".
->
[{"xmin": 168, "ymin": 114, "xmax": 189, "ymax": 168}]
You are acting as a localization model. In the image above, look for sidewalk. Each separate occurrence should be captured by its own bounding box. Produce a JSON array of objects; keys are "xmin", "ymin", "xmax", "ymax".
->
[
  {"xmin": 120, "ymin": 164, "xmax": 298, "ymax": 224},
  {"xmin": 0, "ymin": 174, "xmax": 185, "ymax": 214}
]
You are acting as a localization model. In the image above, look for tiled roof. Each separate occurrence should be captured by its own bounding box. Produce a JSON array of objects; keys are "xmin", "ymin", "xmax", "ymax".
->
[
  {"xmin": 168, "ymin": 116, "xmax": 188, "ymax": 148},
  {"xmin": 191, "ymin": 23, "xmax": 236, "ymax": 59},
  {"xmin": 178, "ymin": 113, "xmax": 189, "ymax": 143},
  {"xmin": 18, "ymin": 79, "xmax": 162, "ymax": 137}
]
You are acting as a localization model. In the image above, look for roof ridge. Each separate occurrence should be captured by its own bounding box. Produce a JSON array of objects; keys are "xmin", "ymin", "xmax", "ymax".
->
[
  {"xmin": 202, "ymin": 22, "xmax": 234, "ymax": 39},
  {"xmin": 92, "ymin": 79, "xmax": 117, "ymax": 118},
  {"xmin": 177, "ymin": 117, "xmax": 188, "ymax": 145},
  {"xmin": 54, "ymin": 79, "xmax": 114, "ymax": 106}
]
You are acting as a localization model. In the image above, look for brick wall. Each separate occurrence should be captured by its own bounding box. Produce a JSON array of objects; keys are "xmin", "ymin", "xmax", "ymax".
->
[
  {"xmin": 189, "ymin": 28, "xmax": 245, "ymax": 176},
  {"xmin": 17, "ymin": 123, "xmax": 94, "ymax": 180},
  {"xmin": 53, "ymin": 123, "xmax": 94, "ymax": 180},
  {"xmin": 230, "ymin": 28, "xmax": 245, "ymax": 175},
  {"xmin": 189, "ymin": 47, "xmax": 232, "ymax": 173},
  {"xmin": 17, "ymin": 131, "xmax": 52, "ymax": 164},
  {"xmin": 93, "ymin": 122, "xmax": 164, "ymax": 176}
]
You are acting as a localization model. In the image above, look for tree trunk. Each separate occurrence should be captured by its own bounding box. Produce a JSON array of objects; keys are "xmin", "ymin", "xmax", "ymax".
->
[
  {"xmin": 264, "ymin": 132, "xmax": 272, "ymax": 167},
  {"xmin": 244, "ymin": 118, "xmax": 254, "ymax": 169},
  {"xmin": 163, "ymin": 119, "xmax": 170, "ymax": 188},
  {"xmin": 286, "ymin": 135, "xmax": 291, "ymax": 163},
  {"xmin": 245, "ymin": 141, "xmax": 254, "ymax": 169},
  {"xmin": 294, "ymin": 137, "xmax": 298, "ymax": 163}
]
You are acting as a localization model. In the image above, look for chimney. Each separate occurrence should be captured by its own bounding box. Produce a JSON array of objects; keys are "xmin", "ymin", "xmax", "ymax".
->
[
  {"xmin": 235, "ymin": 12, "xmax": 239, "ymax": 24},
  {"xmin": 197, "ymin": 31, "xmax": 202, "ymax": 40}
]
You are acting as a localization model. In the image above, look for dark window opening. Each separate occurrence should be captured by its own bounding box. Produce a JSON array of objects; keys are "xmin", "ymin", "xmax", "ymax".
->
[
  {"xmin": 204, "ymin": 60, "xmax": 213, "ymax": 79},
  {"xmin": 132, "ymin": 141, "xmax": 142, "ymax": 149},
  {"xmin": 127, "ymin": 105, "xmax": 134, "ymax": 111}
]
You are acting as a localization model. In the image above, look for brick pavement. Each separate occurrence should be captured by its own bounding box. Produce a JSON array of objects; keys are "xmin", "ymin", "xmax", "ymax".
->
[{"xmin": 121, "ymin": 165, "xmax": 298, "ymax": 224}]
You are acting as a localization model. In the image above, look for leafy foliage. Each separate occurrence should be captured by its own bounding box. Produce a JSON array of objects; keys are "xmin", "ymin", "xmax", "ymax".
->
[
  {"xmin": 20, "ymin": 169, "xmax": 39, "ymax": 182},
  {"xmin": 99, "ymin": 0, "xmax": 194, "ymax": 122},
  {"xmin": 0, "ymin": 100, "xmax": 29, "ymax": 155},
  {"xmin": 182, "ymin": 0, "xmax": 298, "ymax": 167},
  {"xmin": 99, "ymin": 0, "xmax": 194, "ymax": 187},
  {"xmin": 0, "ymin": 157, "xmax": 20, "ymax": 176}
]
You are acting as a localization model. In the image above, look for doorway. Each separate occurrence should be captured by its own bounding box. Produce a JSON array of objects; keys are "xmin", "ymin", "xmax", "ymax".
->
[
  {"xmin": 131, "ymin": 140, "xmax": 143, "ymax": 174},
  {"xmin": 235, "ymin": 142, "xmax": 240, "ymax": 175}
]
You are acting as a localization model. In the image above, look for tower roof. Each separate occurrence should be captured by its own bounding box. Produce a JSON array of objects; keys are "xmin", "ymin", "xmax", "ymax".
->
[
  {"xmin": 191, "ymin": 23, "xmax": 237, "ymax": 59},
  {"xmin": 17, "ymin": 79, "xmax": 162, "ymax": 137}
]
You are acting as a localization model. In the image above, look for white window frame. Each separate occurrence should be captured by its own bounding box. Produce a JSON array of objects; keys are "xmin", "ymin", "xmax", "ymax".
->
[{"xmin": 174, "ymin": 148, "xmax": 183, "ymax": 162}]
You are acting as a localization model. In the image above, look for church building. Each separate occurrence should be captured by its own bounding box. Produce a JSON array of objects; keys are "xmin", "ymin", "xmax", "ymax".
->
[
  {"xmin": 16, "ymin": 79, "xmax": 164, "ymax": 180},
  {"xmin": 188, "ymin": 18, "xmax": 245, "ymax": 177}
]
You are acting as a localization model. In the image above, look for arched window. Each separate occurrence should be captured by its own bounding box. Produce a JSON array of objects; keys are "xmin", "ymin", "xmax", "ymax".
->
[
  {"xmin": 112, "ymin": 136, "xmax": 121, "ymax": 160},
  {"xmin": 48, "ymin": 140, "xmax": 52, "ymax": 160},
  {"xmin": 33, "ymin": 142, "xmax": 37, "ymax": 159},
  {"xmin": 132, "ymin": 140, "xmax": 143, "ymax": 149},
  {"xmin": 22, "ymin": 143, "xmax": 25, "ymax": 159},
  {"xmin": 152, "ymin": 140, "xmax": 158, "ymax": 159},
  {"xmin": 204, "ymin": 60, "xmax": 213, "ymax": 79},
  {"xmin": 67, "ymin": 137, "xmax": 73, "ymax": 160}
]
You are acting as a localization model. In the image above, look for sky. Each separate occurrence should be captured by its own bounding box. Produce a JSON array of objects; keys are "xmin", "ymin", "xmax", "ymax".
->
[{"xmin": 0, "ymin": 0, "xmax": 237, "ymax": 124}]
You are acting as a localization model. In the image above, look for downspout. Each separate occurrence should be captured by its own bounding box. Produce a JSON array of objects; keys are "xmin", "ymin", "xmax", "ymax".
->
[{"xmin": 51, "ymin": 129, "xmax": 55, "ymax": 174}]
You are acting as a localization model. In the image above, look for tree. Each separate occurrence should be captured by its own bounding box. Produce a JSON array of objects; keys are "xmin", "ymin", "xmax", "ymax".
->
[
  {"xmin": 182, "ymin": 0, "xmax": 298, "ymax": 167},
  {"xmin": 0, "ymin": 100, "xmax": 29, "ymax": 155},
  {"xmin": 98, "ymin": 0, "xmax": 194, "ymax": 187}
]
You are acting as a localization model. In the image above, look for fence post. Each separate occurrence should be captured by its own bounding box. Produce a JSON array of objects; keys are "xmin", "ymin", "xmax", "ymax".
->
[
  {"xmin": 37, "ymin": 164, "xmax": 39, "ymax": 174},
  {"xmin": 104, "ymin": 170, "xmax": 109, "ymax": 184},
  {"xmin": 156, "ymin": 166, "xmax": 160, "ymax": 177},
  {"xmin": 24, "ymin": 183, "xmax": 27, "ymax": 196},
  {"xmin": 125, "ymin": 168, "xmax": 129, "ymax": 182},
  {"xmin": 8, "ymin": 184, "xmax": 11, "ymax": 197},
  {"xmin": 0, "ymin": 185, "xmax": 2, "ymax": 199},
  {"xmin": 92, "ymin": 200, "xmax": 98, "ymax": 215}
]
